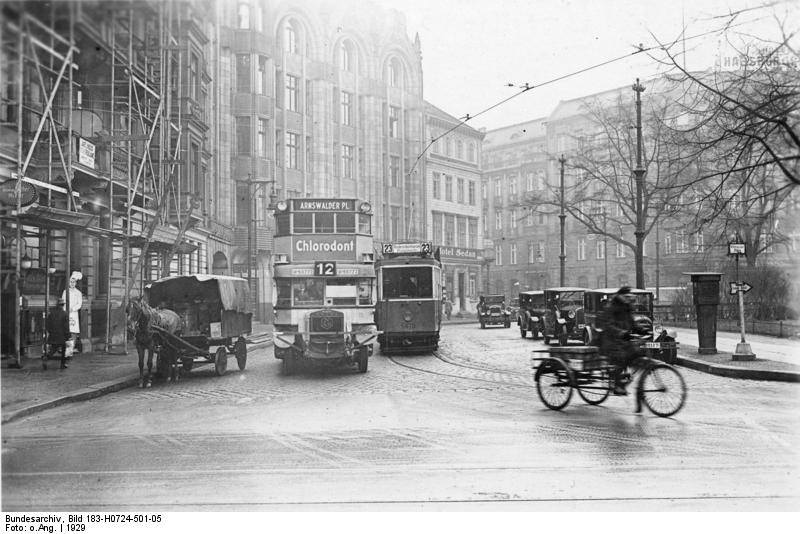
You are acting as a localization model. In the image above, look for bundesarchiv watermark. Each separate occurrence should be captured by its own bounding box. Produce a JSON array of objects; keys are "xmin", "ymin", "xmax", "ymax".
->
[{"xmin": 717, "ymin": 46, "xmax": 799, "ymax": 70}]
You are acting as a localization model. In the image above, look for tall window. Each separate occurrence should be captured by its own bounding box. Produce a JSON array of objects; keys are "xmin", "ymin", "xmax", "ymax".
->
[
  {"xmin": 578, "ymin": 239, "xmax": 586, "ymax": 260},
  {"xmin": 237, "ymin": 3, "xmax": 250, "ymax": 29},
  {"xmin": 445, "ymin": 175, "xmax": 453, "ymax": 201},
  {"xmin": 257, "ymin": 118, "xmax": 268, "ymax": 157},
  {"xmin": 456, "ymin": 140, "xmax": 463, "ymax": 159},
  {"xmin": 468, "ymin": 142, "xmax": 475, "ymax": 162},
  {"xmin": 390, "ymin": 156, "xmax": 400, "ymax": 187},
  {"xmin": 285, "ymin": 132, "xmax": 299, "ymax": 168},
  {"xmin": 528, "ymin": 241, "xmax": 535, "ymax": 263},
  {"xmin": 341, "ymin": 144, "xmax": 354, "ymax": 178},
  {"xmin": 494, "ymin": 177, "xmax": 502, "ymax": 197},
  {"xmin": 694, "ymin": 232, "xmax": 704, "ymax": 252},
  {"xmin": 481, "ymin": 181, "xmax": 488, "ymax": 199},
  {"xmin": 432, "ymin": 213, "xmax": 442, "ymax": 243},
  {"xmin": 468, "ymin": 181, "xmax": 476, "ymax": 205},
  {"xmin": 340, "ymin": 42, "xmax": 353, "ymax": 71},
  {"xmin": 537, "ymin": 242, "xmax": 545, "ymax": 262},
  {"xmin": 509, "ymin": 176, "xmax": 517, "ymax": 197},
  {"xmin": 445, "ymin": 215, "xmax": 455, "ymax": 246},
  {"xmin": 495, "ymin": 245, "xmax": 503, "ymax": 266},
  {"xmin": 510, "ymin": 243, "xmax": 517, "ymax": 265},
  {"xmin": 285, "ymin": 74, "xmax": 299, "ymax": 112},
  {"xmin": 189, "ymin": 53, "xmax": 199, "ymax": 100},
  {"xmin": 510, "ymin": 208, "xmax": 517, "ymax": 228},
  {"xmin": 236, "ymin": 116, "xmax": 251, "ymax": 154},
  {"xmin": 284, "ymin": 22, "xmax": 297, "ymax": 53},
  {"xmin": 236, "ymin": 54, "xmax": 250, "ymax": 93},
  {"xmin": 495, "ymin": 210, "xmax": 502, "ymax": 230},
  {"xmin": 341, "ymin": 91, "xmax": 352, "ymax": 126},
  {"xmin": 457, "ymin": 178, "xmax": 465, "ymax": 203},
  {"xmin": 388, "ymin": 106, "xmax": 400, "ymax": 137},
  {"xmin": 468, "ymin": 219, "xmax": 477, "ymax": 248},
  {"xmin": 616, "ymin": 242, "xmax": 625, "ymax": 258},
  {"xmin": 676, "ymin": 230, "xmax": 687, "ymax": 254},
  {"xmin": 596, "ymin": 240, "xmax": 605, "ymax": 260},
  {"xmin": 457, "ymin": 218, "xmax": 466, "ymax": 247},
  {"xmin": 432, "ymin": 173, "xmax": 441, "ymax": 199},
  {"xmin": 256, "ymin": 56, "xmax": 268, "ymax": 95},
  {"xmin": 664, "ymin": 234, "xmax": 672, "ymax": 254}
]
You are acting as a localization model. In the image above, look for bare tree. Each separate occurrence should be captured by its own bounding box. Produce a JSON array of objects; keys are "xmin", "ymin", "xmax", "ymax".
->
[{"xmin": 519, "ymin": 85, "xmax": 693, "ymax": 289}]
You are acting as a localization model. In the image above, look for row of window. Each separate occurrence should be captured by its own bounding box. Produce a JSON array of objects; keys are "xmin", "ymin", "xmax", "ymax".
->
[
  {"xmin": 482, "ymin": 171, "xmax": 547, "ymax": 200},
  {"xmin": 432, "ymin": 173, "xmax": 477, "ymax": 205},
  {"xmin": 491, "ymin": 233, "xmax": 709, "ymax": 266},
  {"xmin": 431, "ymin": 135, "xmax": 478, "ymax": 163},
  {"xmin": 431, "ymin": 213, "xmax": 479, "ymax": 249}
]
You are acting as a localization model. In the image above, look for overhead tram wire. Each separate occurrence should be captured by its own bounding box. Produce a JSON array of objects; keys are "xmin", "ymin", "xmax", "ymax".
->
[{"xmin": 405, "ymin": 14, "xmax": 768, "ymax": 179}]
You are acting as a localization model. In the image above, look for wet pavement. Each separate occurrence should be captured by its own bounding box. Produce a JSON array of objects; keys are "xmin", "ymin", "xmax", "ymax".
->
[{"xmin": 1, "ymin": 318, "xmax": 797, "ymax": 425}]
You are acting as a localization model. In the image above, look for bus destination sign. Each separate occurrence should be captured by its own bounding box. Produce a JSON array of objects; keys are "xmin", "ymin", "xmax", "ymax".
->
[{"xmin": 292, "ymin": 199, "xmax": 356, "ymax": 212}]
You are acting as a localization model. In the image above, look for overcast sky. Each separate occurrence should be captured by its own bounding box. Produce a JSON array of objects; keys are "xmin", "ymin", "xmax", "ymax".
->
[{"xmin": 370, "ymin": 0, "xmax": 796, "ymax": 131}]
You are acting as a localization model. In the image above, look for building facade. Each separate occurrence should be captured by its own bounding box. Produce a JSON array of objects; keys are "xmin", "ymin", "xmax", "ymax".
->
[{"xmin": 423, "ymin": 103, "xmax": 484, "ymax": 314}]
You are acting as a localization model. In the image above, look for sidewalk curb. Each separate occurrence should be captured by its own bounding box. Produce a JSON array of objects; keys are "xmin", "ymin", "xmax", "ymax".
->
[
  {"xmin": 677, "ymin": 355, "xmax": 800, "ymax": 382},
  {"xmin": 1, "ymin": 341, "xmax": 274, "ymax": 425},
  {"xmin": 2, "ymin": 375, "xmax": 141, "ymax": 425}
]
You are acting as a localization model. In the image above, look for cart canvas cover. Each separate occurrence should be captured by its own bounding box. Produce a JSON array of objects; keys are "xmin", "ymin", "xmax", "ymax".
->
[{"xmin": 149, "ymin": 275, "xmax": 250, "ymax": 312}]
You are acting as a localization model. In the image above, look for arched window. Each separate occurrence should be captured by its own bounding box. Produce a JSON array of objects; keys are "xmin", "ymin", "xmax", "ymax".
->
[
  {"xmin": 388, "ymin": 58, "xmax": 402, "ymax": 87},
  {"xmin": 237, "ymin": 3, "xmax": 250, "ymax": 29},
  {"xmin": 340, "ymin": 41, "xmax": 354, "ymax": 72},
  {"xmin": 283, "ymin": 21, "xmax": 298, "ymax": 54},
  {"xmin": 468, "ymin": 142, "xmax": 475, "ymax": 162}
]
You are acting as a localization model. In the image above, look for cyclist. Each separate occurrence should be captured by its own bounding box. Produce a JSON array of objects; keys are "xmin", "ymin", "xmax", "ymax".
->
[{"xmin": 599, "ymin": 286, "xmax": 639, "ymax": 395}]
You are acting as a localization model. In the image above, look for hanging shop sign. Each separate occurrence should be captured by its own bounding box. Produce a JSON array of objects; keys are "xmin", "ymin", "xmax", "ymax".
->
[{"xmin": 0, "ymin": 179, "xmax": 38, "ymax": 207}]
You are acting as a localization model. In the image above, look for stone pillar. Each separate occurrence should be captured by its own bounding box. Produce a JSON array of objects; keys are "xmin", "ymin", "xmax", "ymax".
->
[{"xmin": 686, "ymin": 272, "xmax": 722, "ymax": 354}]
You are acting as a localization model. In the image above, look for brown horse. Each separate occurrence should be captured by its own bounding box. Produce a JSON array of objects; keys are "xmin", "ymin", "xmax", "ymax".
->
[{"xmin": 126, "ymin": 298, "xmax": 183, "ymax": 387}]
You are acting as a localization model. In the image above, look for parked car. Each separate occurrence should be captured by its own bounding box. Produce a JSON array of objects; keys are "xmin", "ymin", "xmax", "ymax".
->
[
  {"xmin": 542, "ymin": 287, "xmax": 588, "ymax": 345},
  {"xmin": 517, "ymin": 290, "xmax": 545, "ymax": 339},
  {"xmin": 477, "ymin": 294, "xmax": 511, "ymax": 328},
  {"xmin": 583, "ymin": 287, "xmax": 678, "ymax": 363}
]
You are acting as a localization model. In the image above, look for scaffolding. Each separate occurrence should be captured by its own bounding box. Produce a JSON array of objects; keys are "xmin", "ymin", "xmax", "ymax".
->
[{"xmin": 0, "ymin": 0, "xmax": 196, "ymax": 362}]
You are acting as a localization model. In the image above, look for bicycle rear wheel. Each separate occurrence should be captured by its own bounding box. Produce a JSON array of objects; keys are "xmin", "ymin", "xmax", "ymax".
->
[
  {"xmin": 639, "ymin": 363, "xmax": 686, "ymax": 417},
  {"xmin": 536, "ymin": 358, "xmax": 573, "ymax": 410},
  {"xmin": 577, "ymin": 369, "xmax": 611, "ymax": 405}
]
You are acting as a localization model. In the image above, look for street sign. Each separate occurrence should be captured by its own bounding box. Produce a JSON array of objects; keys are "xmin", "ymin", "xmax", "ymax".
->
[
  {"xmin": 728, "ymin": 242, "xmax": 746, "ymax": 255},
  {"xmin": 729, "ymin": 282, "xmax": 753, "ymax": 295}
]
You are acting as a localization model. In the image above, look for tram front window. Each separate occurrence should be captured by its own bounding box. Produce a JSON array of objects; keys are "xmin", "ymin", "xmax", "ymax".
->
[
  {"xmin": 293, "ymin": 278, "xmax": 324, "ymax": 306},
  {"xmin": 383, "ymin": 267, "xmax": 433, "ymax": 299}
]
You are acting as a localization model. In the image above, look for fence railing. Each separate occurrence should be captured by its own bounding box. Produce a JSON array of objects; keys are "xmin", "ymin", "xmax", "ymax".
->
[{"xmin": 654, "ymin": 305, "xmax": 800, "ymax": 339}]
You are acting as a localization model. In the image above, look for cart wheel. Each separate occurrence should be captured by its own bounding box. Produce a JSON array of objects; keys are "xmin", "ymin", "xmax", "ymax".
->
[
  {"xmin": 577, "ymin": 369, "xmax": 611, "ymax": 405},
  {"xmin": 535, "ymin": 358, "xmax": 573, "ymax": 411},
  {"xmin": 639, "ymin": 363, "xmax": 686, "ymax": 417},
  {"xmin": 235, "ymin": 337, "xmax": 247, "ymax": 371},
  {"xmin": 182, "ymin": 358, "xmax": 194, "ymax": 372},
  {"xmin": 214, "ymin": 346, "xmax": 227, "ymax": 376}
]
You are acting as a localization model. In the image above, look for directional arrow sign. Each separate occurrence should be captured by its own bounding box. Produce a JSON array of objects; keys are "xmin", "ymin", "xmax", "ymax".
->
[{"xmin": 729, "ymin": 282, "xmax": 753, "ymax": 294}]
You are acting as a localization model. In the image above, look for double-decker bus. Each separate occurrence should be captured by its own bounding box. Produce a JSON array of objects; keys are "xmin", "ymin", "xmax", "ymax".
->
[
  {"xmin": 271, "ymin": 199, "xmax": 378, "ymax": 374},
  {"xmin": 375, "ymin": 242, "xmax": 443, "ymax": 354}
]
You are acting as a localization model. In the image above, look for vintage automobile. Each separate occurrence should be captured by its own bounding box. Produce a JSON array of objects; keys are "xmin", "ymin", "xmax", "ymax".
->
[
  {"xmin": 582, "ymin": 287, "xmax": 678, "ymax": 363},
  {"xmin": 517, "ymin": 290, "xmax": 545, "ymax": 339},
  {"xmin": 477, "ymin": 294, "xmax": 511, "ymax": 328},
  {"xmin": 542, "ymin": 287, "xmax": 588, "ymax": 346}
]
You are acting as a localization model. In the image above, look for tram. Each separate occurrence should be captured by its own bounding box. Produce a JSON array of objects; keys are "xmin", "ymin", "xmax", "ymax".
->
[
  {"xmin": 375, "ymin": 242, "xmax": 443, "ymax": 354},
  {"xmin": 271, "ymin": 198, "xmax": 378, "ymax": 374}
]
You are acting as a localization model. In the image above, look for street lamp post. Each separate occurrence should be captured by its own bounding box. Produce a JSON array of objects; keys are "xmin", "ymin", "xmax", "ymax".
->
[
  {"xmin": 236, "ymin": 176, "xmax": 276, "ymax": 319},
  {"xmin": 558, "ymin": 154, "xmax": 566, "ymax": 286},
  {"xmin": 632, "ymin": 78, "xmax": 646, "ymax": 290}
]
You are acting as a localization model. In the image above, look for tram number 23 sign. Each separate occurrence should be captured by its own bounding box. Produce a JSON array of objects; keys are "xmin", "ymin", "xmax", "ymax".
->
[{"xmin": 314, "ymin": 261, "xmax": 337, "ymax": 276}]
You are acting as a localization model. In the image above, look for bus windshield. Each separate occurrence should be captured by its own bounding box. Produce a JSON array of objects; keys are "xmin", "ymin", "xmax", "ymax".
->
[
  {"xmin": 382, "ymin": 267, "xmax": 433, "ymax": 299},
  {"xmin": 276, "ymin": 278, "xmax": 373, "ymax": 307}
]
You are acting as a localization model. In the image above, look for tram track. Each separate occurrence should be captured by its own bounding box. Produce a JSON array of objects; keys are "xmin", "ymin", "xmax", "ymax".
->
[{"xmin": 385, "ymin": 349, "xmax": 533, "ymax": 388}]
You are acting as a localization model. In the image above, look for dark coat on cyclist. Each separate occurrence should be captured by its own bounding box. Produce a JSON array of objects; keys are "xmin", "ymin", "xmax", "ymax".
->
[{"xmin": 600, "ymin": 289, "xmax": 637, "ymax": 365}]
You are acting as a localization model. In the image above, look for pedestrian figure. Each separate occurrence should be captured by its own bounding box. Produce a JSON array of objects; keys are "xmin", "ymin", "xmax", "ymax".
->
[
  {"xmin": 444, "ymin": 298, "xmax": 453, "ymax": 320},
  {"xmin": 62, "ymin": 271, "xmax": 84, "ymax": 354},
  {"xmin": 45, "ymin": 298, "xmax": 70, "ymax": 369}
]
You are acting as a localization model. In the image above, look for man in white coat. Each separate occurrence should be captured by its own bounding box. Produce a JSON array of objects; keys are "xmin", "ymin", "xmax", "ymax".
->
[{"xmin": 62, "ymin": 271, "xmax": 84, "ymax": 354}]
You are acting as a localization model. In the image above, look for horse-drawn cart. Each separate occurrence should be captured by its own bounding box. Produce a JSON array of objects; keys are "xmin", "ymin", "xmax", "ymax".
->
[{"xmin": 145, "ymin": 274, "xmax": 253, "ymax": 380}]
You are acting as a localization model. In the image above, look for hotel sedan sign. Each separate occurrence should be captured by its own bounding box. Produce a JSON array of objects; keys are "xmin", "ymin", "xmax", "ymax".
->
[{"xmin": 438, "ymin": 246, "xmax": 479, "ymax": 261}]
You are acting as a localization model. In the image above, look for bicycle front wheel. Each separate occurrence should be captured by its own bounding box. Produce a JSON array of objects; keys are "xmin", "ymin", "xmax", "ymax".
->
[
  {"xmin": 536, "ymin": 358, "xmax": 573, "ymax": 410},
  {"xmin": 639, "ymin": 363, "xmax": 686, "ymax": 417}
]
